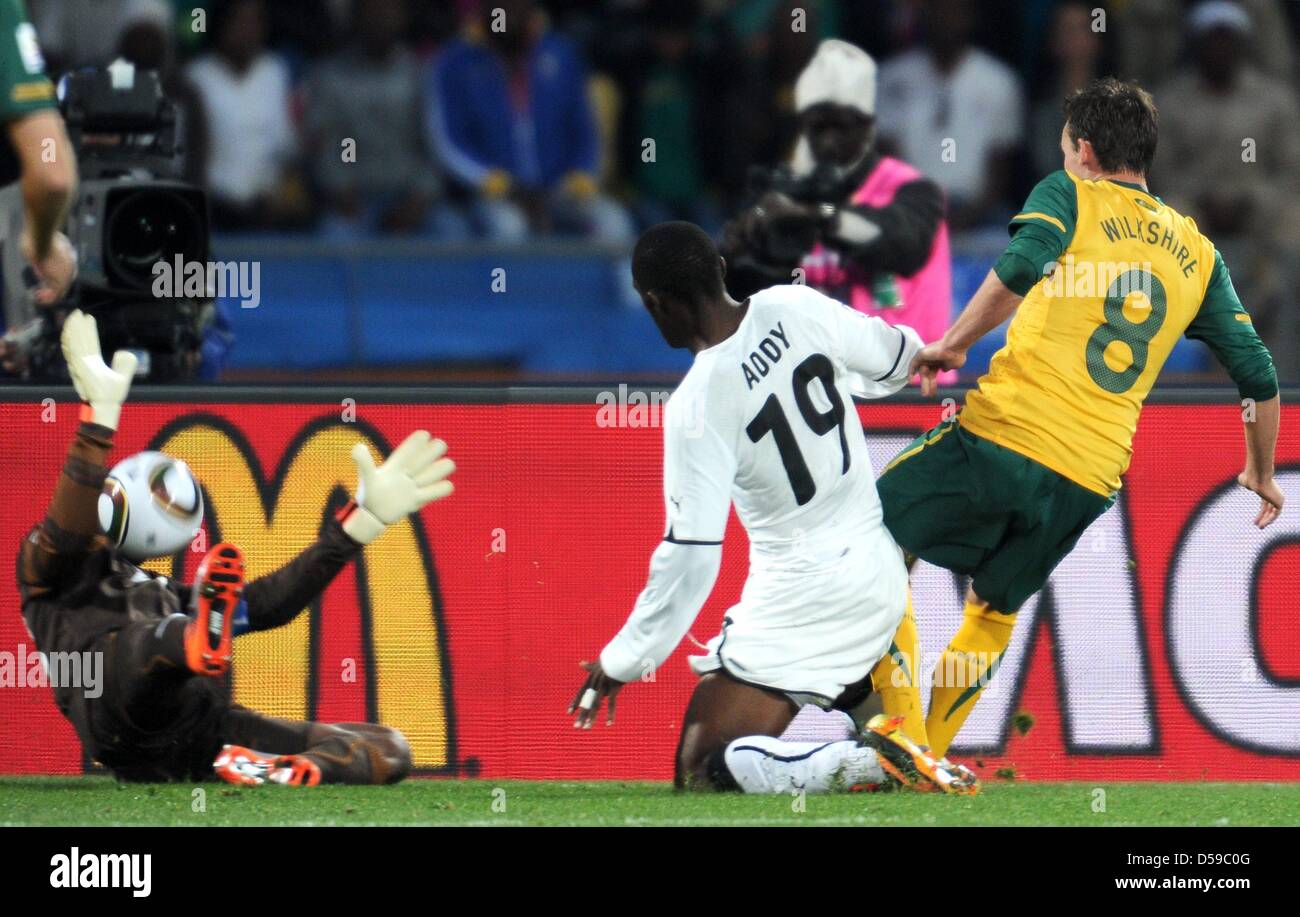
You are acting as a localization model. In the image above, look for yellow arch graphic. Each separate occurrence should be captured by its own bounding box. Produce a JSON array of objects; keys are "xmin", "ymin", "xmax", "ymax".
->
[{"xmin": 146, "ymin": 420, "xmax": 450, "ymax": 768}]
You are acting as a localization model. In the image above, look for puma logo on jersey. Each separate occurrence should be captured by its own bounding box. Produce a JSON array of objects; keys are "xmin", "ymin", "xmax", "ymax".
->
[{"xmin": 742, "ymin": 322, "xmax": 792, "ymax": 390}]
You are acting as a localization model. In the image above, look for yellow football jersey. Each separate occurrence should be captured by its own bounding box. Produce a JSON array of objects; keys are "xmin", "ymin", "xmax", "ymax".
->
[{"xmin": 961, "ymin": 170, "xmax": 1270, "ymax": 496}]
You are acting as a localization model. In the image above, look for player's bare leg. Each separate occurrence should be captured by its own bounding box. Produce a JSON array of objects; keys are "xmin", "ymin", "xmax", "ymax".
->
[
  {"xmin": 676, "ymin": 671, "xmax": 976, "ymax": 794},
  {"xmin": 675, "ymin": 672, "xmax": 887, "ymax": 794},
  {"xmin": 674, "ymin": 672, "xmax": 798, "ymax": 791},
  {"xmin": 215, "ymin": 708, "xmax": 412, "ymax": 787}
]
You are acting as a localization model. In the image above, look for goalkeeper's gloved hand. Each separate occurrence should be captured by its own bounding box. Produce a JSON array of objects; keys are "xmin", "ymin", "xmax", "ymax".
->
[
  {"xmin": 340, "ymin": 430, "xmax": 455, "ymax": 545},
  {"xmin": 60, "ymin": 309, "xmax": 137, "ymax": 431}
]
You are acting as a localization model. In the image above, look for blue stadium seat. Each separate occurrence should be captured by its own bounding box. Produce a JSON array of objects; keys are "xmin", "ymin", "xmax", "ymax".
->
[
  {"xmin": 214, "ymin": 244, "xmax": 1214, "ymax": 377},
  {"xmin": 218, "ymin": 256, "xmax": 353, "ymax": 368}
]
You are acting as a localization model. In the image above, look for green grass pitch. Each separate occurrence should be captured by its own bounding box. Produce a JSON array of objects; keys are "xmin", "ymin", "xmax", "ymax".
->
[{"xmin": 3, "ymin": 777, "xmax": 1299, "ymax": 826}]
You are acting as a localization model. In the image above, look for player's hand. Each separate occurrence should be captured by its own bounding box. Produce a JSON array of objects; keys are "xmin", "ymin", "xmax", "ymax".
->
[
  {"xmin": 61, "ymin": 310, "xmax": 137, "ymax": 431},
  {"xmin": 344, "ymin": 431, "xmax": 455, "ymax": 544},
  {"xmin": 910, "ymin": 341, "xmax": 966, "ymax": 397},
  {"xmin": 568, "ymin": 660, "xmax": 624, "ymax": 729},
  {"xmin": 1237, "ymin": 471, "xmax": 1284, "ymax": 529},
  {"xmin": 21, "ymin": 229, "xmax": 77, "ymax": 306}
]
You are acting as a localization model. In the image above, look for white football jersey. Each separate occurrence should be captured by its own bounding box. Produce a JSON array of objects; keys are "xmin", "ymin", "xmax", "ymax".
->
[
  {"xmin": 661, "ymin": 284, "xmax": 921, "ymax": 563},
  {"xmin": 599, "ymin": 284, "xmax": 923, "ymax": 687}
]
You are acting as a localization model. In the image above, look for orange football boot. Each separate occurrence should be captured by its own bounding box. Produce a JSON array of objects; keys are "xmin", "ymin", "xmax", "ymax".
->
[
  {"xmin": 861, "ymin": 715, "xmax": 980, "ymax": 795},
  {"xmin": 184, "ymin": 543, "xmax": 245, "ymax": 676},
  {"xmin": 213, "ymin": 745, "xmax": 322, "ymax": 787}
]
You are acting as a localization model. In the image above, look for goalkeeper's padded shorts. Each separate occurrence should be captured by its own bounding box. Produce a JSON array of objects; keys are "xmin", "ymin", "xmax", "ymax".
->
[{"xmin": 877, "ymin": 418, "xmax": 1114, "ymax": 612}]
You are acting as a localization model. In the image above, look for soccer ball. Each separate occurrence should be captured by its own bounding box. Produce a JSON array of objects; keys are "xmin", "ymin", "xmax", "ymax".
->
[{"xmin": 98, "ymin": 451, "xmax": 204, "ymax": 562}]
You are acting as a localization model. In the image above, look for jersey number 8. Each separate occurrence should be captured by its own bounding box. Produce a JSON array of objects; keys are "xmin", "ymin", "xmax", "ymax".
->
[{"xmin": 1085, "ymin": 268, "xmax": 1168, "ymax": 394}]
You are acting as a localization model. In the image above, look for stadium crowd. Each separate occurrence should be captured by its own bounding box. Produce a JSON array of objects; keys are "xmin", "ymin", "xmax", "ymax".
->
[{"xmin": 22, "ymin": 0, "xmax": 1300, "ymax": 374}]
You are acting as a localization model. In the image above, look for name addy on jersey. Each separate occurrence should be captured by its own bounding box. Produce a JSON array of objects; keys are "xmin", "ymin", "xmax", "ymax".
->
[{"xmin": 742, "ymin": 322, "xmax": 792, "ymax": 390}]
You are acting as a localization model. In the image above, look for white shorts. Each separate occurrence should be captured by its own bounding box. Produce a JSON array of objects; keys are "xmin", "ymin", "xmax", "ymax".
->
[{"xmin": 688, "ymin": 527, "xmax": 908, "ymax": 705}]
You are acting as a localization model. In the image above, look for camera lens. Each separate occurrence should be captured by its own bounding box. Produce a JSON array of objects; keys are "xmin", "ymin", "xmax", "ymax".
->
[{"xmin": 104, "ymin": 188, "xmax": 206, "ymax": 291}]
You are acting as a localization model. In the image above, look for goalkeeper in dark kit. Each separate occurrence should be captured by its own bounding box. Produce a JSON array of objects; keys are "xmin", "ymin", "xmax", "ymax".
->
[{"xmin": 17, "ymin": 311, "xmax": 456, "ymax": 785}]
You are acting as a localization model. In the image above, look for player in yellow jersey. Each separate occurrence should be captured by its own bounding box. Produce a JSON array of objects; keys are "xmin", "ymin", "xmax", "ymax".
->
[{"xmin": 875, "ymin": 78, "xmax": 1283, "ymax": 758}]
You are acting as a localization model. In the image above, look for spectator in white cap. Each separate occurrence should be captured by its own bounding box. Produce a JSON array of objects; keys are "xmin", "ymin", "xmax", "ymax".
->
[
  {"xmin": 1155, "ymin": 0, "xmax": 1300, "ymax": 378},
  {"xmin": 1189, "ymin": 0, "xmax": 1253, "ymax": 34},
  {"xmin": 722, "ymin": 38, "xmax": 955, "ymax": 383}
]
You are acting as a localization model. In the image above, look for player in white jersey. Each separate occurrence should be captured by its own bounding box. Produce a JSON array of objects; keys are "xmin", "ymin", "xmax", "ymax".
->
[{"xmin": 569, "ymin": 223, "xmax": 976, "ymax": 795}]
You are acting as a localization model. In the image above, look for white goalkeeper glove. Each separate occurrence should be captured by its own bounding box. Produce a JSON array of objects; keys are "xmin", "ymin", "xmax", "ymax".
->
[
  {"xmin": 60, "ymin": 309, "xmax": 137, "ymax": 431},
  {"xmin": 341, "ymin": 430, "xmax": 455, "ymax": 545}
]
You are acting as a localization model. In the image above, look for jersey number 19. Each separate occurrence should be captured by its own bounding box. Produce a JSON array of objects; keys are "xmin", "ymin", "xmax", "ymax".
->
[{"xmin": 745, "ymin": 353, "xmax": 850, "ymax": 506}]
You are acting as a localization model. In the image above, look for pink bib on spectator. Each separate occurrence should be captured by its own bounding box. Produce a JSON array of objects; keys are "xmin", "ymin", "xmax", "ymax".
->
[{"xmin": 801, "ymin": 156, "xmax": 954, "ymax": 381}]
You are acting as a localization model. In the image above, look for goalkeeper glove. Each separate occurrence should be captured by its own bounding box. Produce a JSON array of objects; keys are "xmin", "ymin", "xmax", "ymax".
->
[
  {"xmin": 60, "ymin": 309, "xmax": 137, "ymax": 431},
  {"xmin": 340, "ymin": 430, "xmax": 455, "ymax": 545}
]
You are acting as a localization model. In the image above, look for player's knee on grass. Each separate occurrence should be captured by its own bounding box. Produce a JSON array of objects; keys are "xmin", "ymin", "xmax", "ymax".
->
[
  {"xmin": 366, "ymin": 725, "xmax": 412, "ymax": 784},
  {"xmin": 674, "ymin": 673, "xmax": 798, "ymax": 791},
  {"xmin": 674, "ymin": 738, "xmax": 736, "ymax": 792},
  {"xmin": 308, "ymin": 723, "xmax": 412, "ymax": 785},
  {"xmin": 673, "ymin": 729, "xmax": 711, "ymax": 791}
]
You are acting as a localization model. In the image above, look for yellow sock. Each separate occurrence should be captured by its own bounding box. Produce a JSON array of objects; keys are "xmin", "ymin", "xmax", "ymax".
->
[
  {"xmin": 925, "ymin": 600, "xmax": 1017, "ymax": 758},
  {"xmin": 870, "ymin": 594, "xmax": 929, "ymax": 748}
]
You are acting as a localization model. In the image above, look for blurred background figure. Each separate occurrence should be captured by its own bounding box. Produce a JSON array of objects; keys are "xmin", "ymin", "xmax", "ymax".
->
[
  {"xmin": 425, "ymin": 0, "xmax": 633, "ymax": 243},
  {"xmin": 9, "ymin": 0, "xmax": 1298, "ymax": 383},
  {"xmin": 116, "ymin": 0, "xmax": 209, "ymax": 187},
  {"xmin": 721, "ymin": 40, "xmax": 954, "ymax": 381},
  {"xmin": 1028, "ymin": 1, "xmax": 1115, "ymax": 178},
  {"xmin": 1154, "ymin": 0, "xmax": 1300, "ymax": 379},
  {"xmin": 27, "ymin": 0, "xmax": 138, "ymax": 72},
  {"xmin": 718, "ymin": 0, "xmax": 827, "ymax": 206},
  {"xmin": 303, "ymin": 0, "xmax": 468, "ymax": 239},
  {"xmin": 186, "ymin": 0, "xmax": 310, "ymax": 230},
  {"xmin": 876, "ymin": 0, "xmax": 1025, "ymax": 230},
  {"xmin": 1113, "ymin": 0, "xmax": 1295, "ymax": 90},
  {"xmin": 625, "ymin": 1, "xmax": 719, "ymax": 233}
]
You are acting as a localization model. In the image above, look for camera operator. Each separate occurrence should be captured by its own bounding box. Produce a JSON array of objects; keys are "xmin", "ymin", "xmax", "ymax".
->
[
  {"xmin": 722, "ymin": 40, "xmax": 955, "ymax": 383},
  {"xmin": 0, "ymin": 0, "xmax": 77, "ymax": 374}
]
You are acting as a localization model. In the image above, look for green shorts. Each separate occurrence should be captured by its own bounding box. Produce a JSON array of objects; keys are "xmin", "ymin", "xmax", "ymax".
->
[{"xmin": 876, "ymin": 419, "xmax": 1115, "ymax": 612}]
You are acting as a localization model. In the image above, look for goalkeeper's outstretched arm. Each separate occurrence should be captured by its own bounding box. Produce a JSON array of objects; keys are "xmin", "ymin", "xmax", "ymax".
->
[
  {"xmin": 237, "ymin": 430, "xmax": 456, "ymax": 632},
  {"xmin": 19, "ymin": 312, "xmax": 135, "ymax": 604},
  {"xmin": 18, "ymin": 417, "xmax": 113, "ymax": 606}
]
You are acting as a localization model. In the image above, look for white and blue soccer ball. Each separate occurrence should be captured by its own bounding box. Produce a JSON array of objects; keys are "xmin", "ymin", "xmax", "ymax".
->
[{"xmin": 98, "ymin": 451, "xmax": 204, "ymax": 562}]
